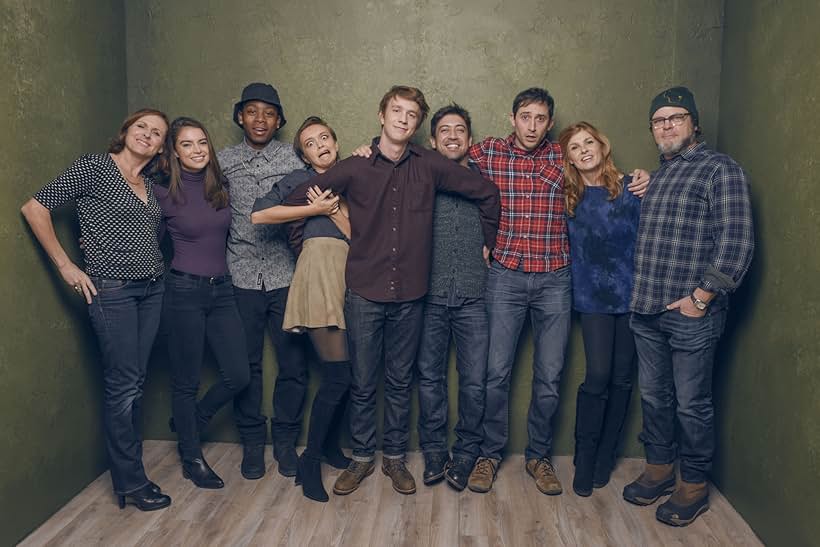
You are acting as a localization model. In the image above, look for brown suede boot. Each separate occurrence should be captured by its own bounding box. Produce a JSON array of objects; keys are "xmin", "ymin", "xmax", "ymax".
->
[
  {"xmin": 332, "ymin": 460, "xmax": 375, "ymax": 495},
  {"xmin": 622, "ymin": 463, "xmax": 675, "ymax": 505},
  {"xmin": 656, "ymin": 480, "xmax": 709, "ymax": 526}
]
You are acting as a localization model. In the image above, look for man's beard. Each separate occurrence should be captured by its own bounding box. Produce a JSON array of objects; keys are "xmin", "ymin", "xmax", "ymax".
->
[{"xmin": 657, "ymin": 133, "xmax": 697, "ymax": 157}]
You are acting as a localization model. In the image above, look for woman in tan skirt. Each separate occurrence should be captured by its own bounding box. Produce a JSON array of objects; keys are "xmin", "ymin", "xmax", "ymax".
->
[{"xmin": 251, "ymin": 116, "xmax": 351, "ymax": 503}]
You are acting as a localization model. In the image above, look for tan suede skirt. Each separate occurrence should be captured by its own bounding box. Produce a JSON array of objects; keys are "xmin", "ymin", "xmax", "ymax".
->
[{"xmin": 283, "ymin": 237, "xmax": 349, "ymax": 332}]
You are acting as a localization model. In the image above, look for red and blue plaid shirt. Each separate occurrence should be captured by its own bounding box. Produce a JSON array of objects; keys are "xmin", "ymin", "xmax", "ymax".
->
[{"xmin": 469, "ymin": 134, "xmax": 570, "ymax": 272}]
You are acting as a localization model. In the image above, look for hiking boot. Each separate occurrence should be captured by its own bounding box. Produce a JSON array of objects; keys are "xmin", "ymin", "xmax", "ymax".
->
[
  {"xmin": 332, "ymin": 460, "xmax": 375, "ymax": 495},
  {"xmin": 241, "ymin": 444, "xmax": 266, "ymax": 480},
  {"xmin": 526, "ymin": 457, "xmax": 563, "ymax": 495},
  {"xmin": 622, "ymin": 463, "xmax": 675, "ymax": 506},
  {"xmin": 656, "ymin": 480, "xmax": 709, "ymax": 526},
  {"xmin": 382, "ymin": 457, "xmax": 417, "ymax": 494},
  {"xmin": 444, "ymin": 456, "xmax": 474, "ymax": 492},
  {"xmin": 467, "ymin": 457, "xmax": 499, "ymax": 493},
  {"xmin": 422, "ymin": 451, "xmax": 450, "ymax": 485}
]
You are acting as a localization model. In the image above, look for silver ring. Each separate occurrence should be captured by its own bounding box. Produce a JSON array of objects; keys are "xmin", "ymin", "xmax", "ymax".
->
[{"xmin": 73, "ymin": 285, "xmax": 82, "ymax": 293}]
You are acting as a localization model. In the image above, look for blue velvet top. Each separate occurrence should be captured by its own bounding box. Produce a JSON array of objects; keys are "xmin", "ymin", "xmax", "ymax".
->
[{"xmin": 567, "ymin": 176, "xmax": 640, "ymax": 314}]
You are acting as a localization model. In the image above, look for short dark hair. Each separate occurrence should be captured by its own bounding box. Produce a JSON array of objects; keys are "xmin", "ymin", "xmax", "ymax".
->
[
  {"xmin": 512, "ymin": 87, "xmax": 555, "ymax": 119},
  {"xmin": 378, "ymin": 85, "xmax": 430, "ymax": 127},
  {"xmin": 430, "ymin": 103, "xmax": 472, "ymax": 138},
  {"xmin": 293, "ymin": 116, "xmax": 337, "ymax": 162}
]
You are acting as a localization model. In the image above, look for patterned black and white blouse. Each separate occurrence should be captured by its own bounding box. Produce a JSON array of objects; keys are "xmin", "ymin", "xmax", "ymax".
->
[{"xmin": 33, "ymin": 153, "xmax": 164, "ymax": 280}]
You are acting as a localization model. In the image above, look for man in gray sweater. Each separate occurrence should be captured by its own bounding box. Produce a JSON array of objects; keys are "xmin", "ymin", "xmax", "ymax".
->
[{"xmin": 417, "ymin": 104, "xmax": 491, "ymax": 491}]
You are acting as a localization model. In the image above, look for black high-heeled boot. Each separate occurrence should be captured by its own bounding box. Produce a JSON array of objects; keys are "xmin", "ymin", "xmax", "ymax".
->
[
  {"xmin": 573, "ymin": 388, "xmax": 606, "ymax": 497},
  {"xmin": 593, "ymin": 385, "xmax": 632, "ymax": 488},
  {"xmin": 182, "ymin": 457, "xmax": 225, "ymax": 489},
  {"xmin": 322, "ymin": 394, "xmax": 351, "ymax": 469},
  {"xmin": 117, "ymin": 483, "xmax": 171, "ymax": 511},
  {"xmin": 295, "ymin": 452, "xmax": 329, "ymax": 502}
]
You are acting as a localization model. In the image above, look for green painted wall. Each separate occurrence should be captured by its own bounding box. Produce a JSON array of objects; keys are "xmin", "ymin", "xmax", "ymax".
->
[
  {"xmin": 124, "ymin": 0, "xmax": 725, "ymax": 456},
  {"xmin": 0, "ymin": 1, "xmax": 127, "ymax": 544},
  {"xmin": 714, "ymin": 1, "xmax": 820, "ymax": 545}
]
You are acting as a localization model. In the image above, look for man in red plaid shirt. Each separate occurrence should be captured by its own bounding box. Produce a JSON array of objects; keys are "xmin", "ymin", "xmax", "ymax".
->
[{"xmin": 466, "ymin": 88, "xmax": 648, "ymax": 495}]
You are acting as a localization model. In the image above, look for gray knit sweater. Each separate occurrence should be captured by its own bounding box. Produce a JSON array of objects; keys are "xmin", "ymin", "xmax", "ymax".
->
[{"xmin": 428, "ymin": 192, "xmax": 487, "ymax": 298}]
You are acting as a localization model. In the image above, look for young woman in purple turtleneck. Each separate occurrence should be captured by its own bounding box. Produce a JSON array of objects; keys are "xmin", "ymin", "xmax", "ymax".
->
[{"xmin": 155, "ymin": 117, "xmax": 249, "ymax": 490}]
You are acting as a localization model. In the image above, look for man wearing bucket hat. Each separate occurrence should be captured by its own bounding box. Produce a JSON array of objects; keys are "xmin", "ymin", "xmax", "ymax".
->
[
  {"xmin": 623, "ymin": 86, "xmax": 754, "ymax": 526},
  {"xmin": 217, "ymin": 83, "xmax": 309, "ymax": 480}
]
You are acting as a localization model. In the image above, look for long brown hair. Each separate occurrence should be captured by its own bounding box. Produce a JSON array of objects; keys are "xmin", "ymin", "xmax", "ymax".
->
[
  {"xmin": 108, "ymin": 108, "xmax": 170, "ymax": 180},
  {"xmin": 558, "ymin": 121, "xmax": 622, "ymax": 217},
  {"xmin": 166, "ymin": 117, "xmax": 229, "ymax": 210}
]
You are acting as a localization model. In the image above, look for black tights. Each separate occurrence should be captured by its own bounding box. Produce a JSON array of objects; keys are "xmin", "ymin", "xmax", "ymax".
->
[
  {"xmin": 579, "ymin": 312, "xmax": 635, "ymax": 396},
  {"xmin": 307, "ymin": 326, "xmax": 349, "ymax": 362}
]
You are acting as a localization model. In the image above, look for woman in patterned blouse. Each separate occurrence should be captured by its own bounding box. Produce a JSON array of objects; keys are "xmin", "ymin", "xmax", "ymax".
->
[
  {"xmin": 559, "ymin": 122, "xmax": 641, "ymax": 498},
  {"xmin": 21, "ymin": 109, "xmax": 173, "ymax": 512}
]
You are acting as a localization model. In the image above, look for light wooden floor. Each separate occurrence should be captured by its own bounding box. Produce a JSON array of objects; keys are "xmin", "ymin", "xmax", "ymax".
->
[{"xmin": 21, "ymin": 441, "xmax": 762, "ymax": 547}]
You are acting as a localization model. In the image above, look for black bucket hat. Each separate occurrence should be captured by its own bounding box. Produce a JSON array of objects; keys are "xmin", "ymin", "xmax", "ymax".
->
[{"xmin": 233, "ymin": 82, "xmax": 287, "ymax": 128}]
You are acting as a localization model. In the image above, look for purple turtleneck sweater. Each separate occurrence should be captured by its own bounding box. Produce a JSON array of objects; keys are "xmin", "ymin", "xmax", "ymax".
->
[{"xmin": 155, "ymin": 169, "xmax": 231, "ymax": 277}]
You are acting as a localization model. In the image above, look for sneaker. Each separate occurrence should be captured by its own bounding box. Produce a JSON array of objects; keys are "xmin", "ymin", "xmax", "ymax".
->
[
  {"xmin": 422, "ymin": 452, "xmax": 450, "ymax": 485},
  {"xmin": 332, "ymin": 460, "xmax": 375, "ymax": 495},
  {"xmin": 444, "ymin": 456, "xmax": 474, "ymax": 492},
  {"xmin": 241, "ymin": 444, "xmax": 266, "ymax": 480},
  {"xmin": 467, "ymin": 457, "xmax": 499, "ymax": 493},
  {"xmin": 273, "ymin": 442, "xmax": 298, "ymax": 478},
  {"xmin": 526, "ymin": 457, "xmax": 563, "ymax": 495},
  {"xmin": 656, "ymin": 481, "xmax": 709, "ymax": 526},
  {"xmin": 622, "ymin": 463, "xmax": 675, "ymax": 506},
  {"xmin": 382, "ymin": 457, "xmax": 417, "ymax": 494}
]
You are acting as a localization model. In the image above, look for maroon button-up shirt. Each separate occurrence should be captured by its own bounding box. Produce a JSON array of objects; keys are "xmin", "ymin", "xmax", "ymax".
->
[{"xmin": 286, "ymin": 139, "xmax": 500, "ymax": 303}]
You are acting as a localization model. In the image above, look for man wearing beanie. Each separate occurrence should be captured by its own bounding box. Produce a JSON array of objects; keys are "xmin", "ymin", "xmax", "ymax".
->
[
  {"xmin": 218, "ymin": 83, "xmax": 309, "ymax": 480},
  {"xmin": 623, "ymin": 86, "xmax": 754, "ymax": 526}
]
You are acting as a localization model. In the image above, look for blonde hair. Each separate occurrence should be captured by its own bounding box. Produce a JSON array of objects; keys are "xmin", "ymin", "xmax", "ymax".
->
[{"xmin": 558, "ymin": 121, "xmax": 622, "ymax": 217}]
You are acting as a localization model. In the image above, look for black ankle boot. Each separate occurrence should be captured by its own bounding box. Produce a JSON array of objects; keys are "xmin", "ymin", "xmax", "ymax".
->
[
  {"xmin": 573, "ymin": 388, "xmax": 606, "ymax": 497},
  {"xmin": 295, "ymin": 453, "xmax": 329, "ymax": 502},
  {"xmin": 593, "ymin": 385, "xmax": 632, "ymax": 488},
  {"xmin": 118, "ymin": 483, "xmax": 171, "ymax": 511},
  {"xmin": 183, "ymin": 457, "xmax": 225, "ymax": 489}
]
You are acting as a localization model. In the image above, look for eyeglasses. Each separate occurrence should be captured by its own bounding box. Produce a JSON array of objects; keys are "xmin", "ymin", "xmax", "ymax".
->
[{"xmin": 650, "ymin": 113, "xmax": 690, "ymax": 130}]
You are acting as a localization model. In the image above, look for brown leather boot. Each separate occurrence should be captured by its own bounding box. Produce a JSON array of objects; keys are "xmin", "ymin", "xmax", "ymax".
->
[
  {"xmin": 656, "ymin": 480, "xmax": 709, "ymax": 526},
  {"xmin": 526, "ymin": 458, "xmax": 563, "ymax": 495},
  {"xmin": 622, "ymin": 463, "xmax": 675, "ymax": 505},
  {"xmin": 332, "ymin": 460, "xmax": 375, "ymax": 495},
  {"xmin": 381, "ymin": 457, "xmax": 416, "ymax": 494}
]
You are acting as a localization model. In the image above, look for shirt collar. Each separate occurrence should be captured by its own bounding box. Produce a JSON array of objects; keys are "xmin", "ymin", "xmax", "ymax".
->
[
  {"xmin": 504, "ymin": 133, "xmax": 553, "ymax": 157},
  {"xmin": 240, "ymin": 137, "xmax": 287, "ymax": 162},
  {"xmin": 369, "ymin": 136, "xmax": 422, "ymax": 166}
]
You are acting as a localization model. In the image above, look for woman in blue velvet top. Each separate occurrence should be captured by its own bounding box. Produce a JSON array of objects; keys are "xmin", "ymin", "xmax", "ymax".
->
[{"xmin": 559, "ymin": 121, "xmax": 641, "ymax": 497}]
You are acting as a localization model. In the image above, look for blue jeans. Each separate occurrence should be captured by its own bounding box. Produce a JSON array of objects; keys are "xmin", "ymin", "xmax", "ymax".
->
[
  {"xmin": 166, "ymin": 271, "xmax": 249, "ymax": 460},
  {"xmin": 481, "ymin": 262, "xmax": 572, "ymax": 461},
  {"xmin": 87, "ymin": 275, "xmax": 164, "ymax": 495},
  {"xmin": 345, "ymin": 291, "xmax": 423, "ymax": 461},
  {"xmin": 630, "ymin": 309, "xmax": 727, "ymax": 483},
  {"xmin": 416, "ymin": 297, "xmax": 488, "ymax": 461}
]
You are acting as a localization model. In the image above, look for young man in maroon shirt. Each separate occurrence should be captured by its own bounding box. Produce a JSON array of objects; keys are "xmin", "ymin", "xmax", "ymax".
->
[{"xmin": 285, "ymin": 86, "xmax": 500, "ymax": 496}]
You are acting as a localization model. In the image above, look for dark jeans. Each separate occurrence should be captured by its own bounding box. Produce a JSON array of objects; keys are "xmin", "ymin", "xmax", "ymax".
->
[
  {"xmin": 482, "ymin": 262, "xmax": 572, "ymax": 461},
  {"xmin": 416, "ymin": 297, "xmax": 488, "ymax": 460},
  {"xmin": 87, "ymin": 275, "xmax": 164, "ymax": 495},
  {"xmin": 233, "ymin": 285, "xmax": 309, "ymax": 445},
  {"xmin": 345, "ymin": 290, "xmax": 424, "ymax": 461},
  {"xmin": 579, "ymin": 312, "xmax": 635, "ymax": 395},
  {"xmin": 166, "ymin": 271, "xmax": 249, "ymax": 460},
  {"xmin": 630, "ymin": 309, "xmax": 727, "ymax": 483}
]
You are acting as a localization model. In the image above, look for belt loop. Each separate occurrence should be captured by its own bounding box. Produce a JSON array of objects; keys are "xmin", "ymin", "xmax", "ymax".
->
[{"xmin": 209, "ymin": 276, "xmax": 216, "ymax": 285}]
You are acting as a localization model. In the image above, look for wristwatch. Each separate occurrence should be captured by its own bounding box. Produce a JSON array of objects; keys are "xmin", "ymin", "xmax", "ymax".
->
[{"xmin": 690, "ymin": 294, "xmax": 709, "ymax": 311}]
